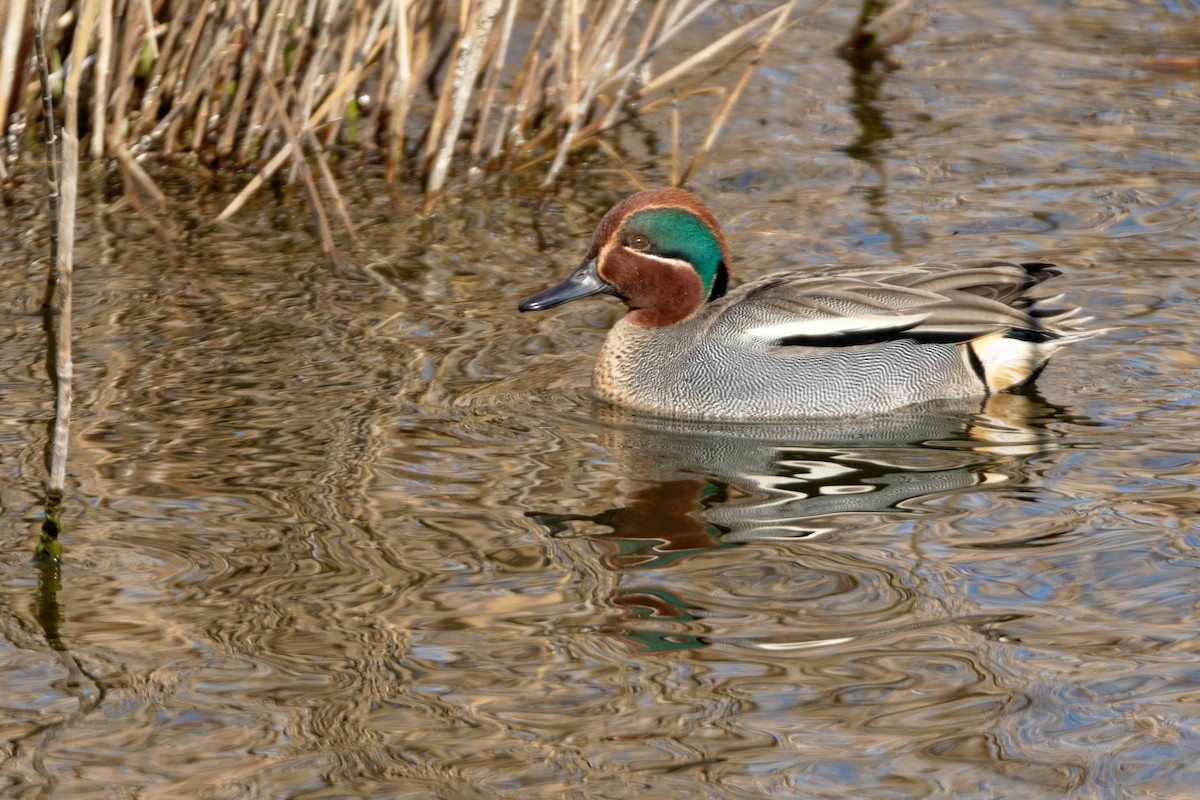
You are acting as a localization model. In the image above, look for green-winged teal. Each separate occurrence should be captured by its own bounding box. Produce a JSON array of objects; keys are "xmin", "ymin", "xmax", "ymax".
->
[{"xmin": 519, "ymin": 188, "xmax": 1099, "ymax": 419}]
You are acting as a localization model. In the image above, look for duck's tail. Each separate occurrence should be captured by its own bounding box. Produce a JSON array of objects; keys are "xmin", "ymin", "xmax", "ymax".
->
[{"xmin": 970, "ymin": 311, "xmax": 1109, "ymax": 393}]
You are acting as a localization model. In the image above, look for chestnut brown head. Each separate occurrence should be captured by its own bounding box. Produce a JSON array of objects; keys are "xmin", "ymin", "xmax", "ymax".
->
[{"xmin": 519, "ymin": 189, "xmax": 729, "ymax": 327}]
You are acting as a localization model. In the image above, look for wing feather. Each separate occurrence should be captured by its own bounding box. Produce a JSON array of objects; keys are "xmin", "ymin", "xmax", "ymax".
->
[{"xmin": 717, "ymin": 260, "xmax": 1080, "ymax": 348}]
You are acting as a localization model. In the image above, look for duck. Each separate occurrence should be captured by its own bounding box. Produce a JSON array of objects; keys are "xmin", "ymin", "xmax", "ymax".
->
[{"xmin": 518, "ymin": 188, "xmax": 1099, "ymax": 420}]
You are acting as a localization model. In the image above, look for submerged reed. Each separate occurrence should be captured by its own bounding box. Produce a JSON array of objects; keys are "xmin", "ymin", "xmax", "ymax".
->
[{"xmin": 1, "ymin": 0, "xmax": 797, "ymax": 226}]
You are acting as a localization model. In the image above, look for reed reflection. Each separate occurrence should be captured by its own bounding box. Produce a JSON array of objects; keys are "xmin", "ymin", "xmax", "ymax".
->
[
  {"xmin": 528, "ymin": 393, "xmax": 1068, "ymax": 653},
  {"xmin": 840, "ymin": 22, "xmax": 905, "ymax": 255}
]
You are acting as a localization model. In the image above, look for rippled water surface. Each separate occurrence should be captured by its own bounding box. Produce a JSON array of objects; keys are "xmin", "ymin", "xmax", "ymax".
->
[{"xmin": 3, "ymin": 2, "xmax": 1200, "ymax": 797}]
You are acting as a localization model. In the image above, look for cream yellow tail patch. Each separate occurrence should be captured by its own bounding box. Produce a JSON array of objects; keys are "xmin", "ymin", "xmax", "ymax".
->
[{"xmin": 970, "ymin": 331, "xmax": 1041, "ymax": 392}]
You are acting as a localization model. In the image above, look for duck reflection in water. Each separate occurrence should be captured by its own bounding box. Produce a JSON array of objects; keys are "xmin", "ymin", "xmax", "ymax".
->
[{"xmin": 526, "ymin": 392, "xmax": 1070, "ymax": 653}]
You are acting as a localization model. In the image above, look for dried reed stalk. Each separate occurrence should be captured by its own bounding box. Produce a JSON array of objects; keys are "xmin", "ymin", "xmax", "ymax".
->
[
  {"xmin": 679, "ymin": 0, "xmax": 798, "ymax": 185},
  {"xmin": 0, "ymin": 0, "xmax": 31, "ymax": 179},
  {"xmin": 31, "ymin": 1, "xmax": 58, "ymax": 308},
  {"xmin": 47, "ymin": 0, "xmax": 94, "ymax": 498},
  {"xmin": 423, "ymin": 0, "xmax": 502, "ymax": 210},
  {"xmin": 6, "ymin": 0, "xmax": 798, "ymax": 222},
  {"xmin": 231, "ymin": 1, "xmax": 354, "ymax": 266},
  {"xmin": 32, "ymin": 0, "xmax": 95, "ymax": 556}
]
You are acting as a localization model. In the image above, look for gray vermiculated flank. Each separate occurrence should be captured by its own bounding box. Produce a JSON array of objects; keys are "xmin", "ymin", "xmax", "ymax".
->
[{"xmin": 596, "ymin": 318, "xmax": 981, "ymax": 419}]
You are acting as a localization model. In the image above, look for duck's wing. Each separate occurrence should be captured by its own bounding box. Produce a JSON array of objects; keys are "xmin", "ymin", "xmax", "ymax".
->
[{"xmin": 718, "ymin": 260, "xmax": 1077, "ymax": 347}]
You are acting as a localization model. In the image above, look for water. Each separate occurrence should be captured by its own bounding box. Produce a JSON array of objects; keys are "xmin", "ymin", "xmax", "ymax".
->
[{"xmin": 2, "ymin": 2, "xmax": 1200, "ymax": 797}]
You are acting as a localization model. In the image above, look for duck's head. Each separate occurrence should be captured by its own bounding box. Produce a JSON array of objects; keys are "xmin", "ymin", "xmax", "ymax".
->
[{"xmin": 519, "ymin": 188, "xmax": 730, "ymax": 327}]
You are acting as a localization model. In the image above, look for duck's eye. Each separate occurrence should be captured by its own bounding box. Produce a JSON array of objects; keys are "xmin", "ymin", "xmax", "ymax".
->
[{"xmin": 627, "ymin": 234, "xmax": 652, "ymax": 252}]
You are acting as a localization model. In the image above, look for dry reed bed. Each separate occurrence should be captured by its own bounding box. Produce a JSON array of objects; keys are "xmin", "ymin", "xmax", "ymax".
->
[{"xmin": 3, "ymin": 0, "xmax": 798, "ymax": 231}]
